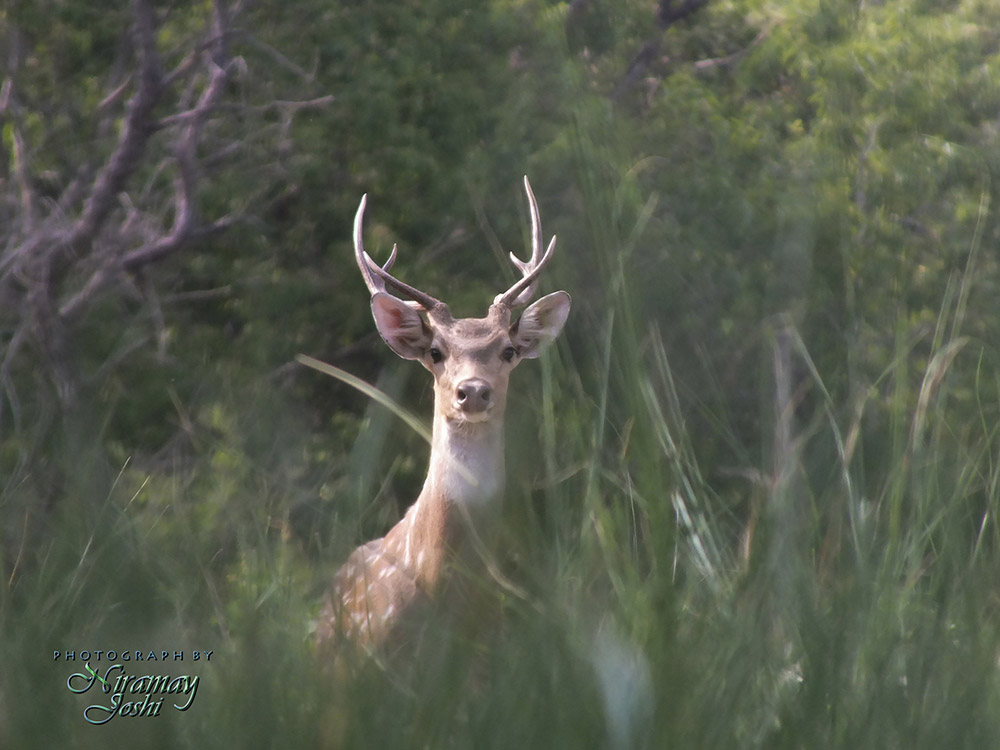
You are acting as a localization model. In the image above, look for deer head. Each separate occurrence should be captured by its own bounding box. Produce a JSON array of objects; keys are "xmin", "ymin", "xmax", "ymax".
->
[{"xmin": 353, "ymin": 177, "xmax": 571, "ymax": 432}]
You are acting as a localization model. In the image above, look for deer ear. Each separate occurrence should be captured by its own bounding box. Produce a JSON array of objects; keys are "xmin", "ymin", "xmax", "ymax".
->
[
  {"xmin": 371, "ymin": 293, "xmax": 432, "ymax": 360},
  {"xmin": 510, "ymin": 291, "xmax": 571, "ymax": 359}
]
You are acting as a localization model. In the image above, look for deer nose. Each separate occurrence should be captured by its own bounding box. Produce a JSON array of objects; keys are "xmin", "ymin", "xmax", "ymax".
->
[{"xmin": 455, "ymin": 379, "xmax": 492, "ymax": 413}]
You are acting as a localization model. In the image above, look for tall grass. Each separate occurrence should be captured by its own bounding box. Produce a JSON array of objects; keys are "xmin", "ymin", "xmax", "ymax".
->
[{"xmin": 2, "ymin": 168, "xmax": 999, "ymax": 749}]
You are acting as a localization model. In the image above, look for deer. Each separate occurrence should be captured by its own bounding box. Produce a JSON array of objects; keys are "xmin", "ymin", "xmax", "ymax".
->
[{"xmin": 316, "ymin": 178, "xmax": 571, "ymax": 654}]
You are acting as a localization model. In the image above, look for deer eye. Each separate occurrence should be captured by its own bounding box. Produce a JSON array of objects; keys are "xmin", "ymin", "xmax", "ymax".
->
[
  {"xmin": 501, "ymin": 346, "xmax": 516, "ymax": 362},
  {"xmin": 429, "ymin": 347, "xmax": 444, "ymax": 364}
]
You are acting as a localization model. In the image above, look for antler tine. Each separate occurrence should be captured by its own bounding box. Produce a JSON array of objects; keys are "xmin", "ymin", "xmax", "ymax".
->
[
  {"xmin": 519, "ymin": 175, "xmax": 544, "ymax": 274},
  {"xmin": 353, "ymin": 194, "xmax": 443, "ymax": 311},
  {"xmin": 494, "ymin": 176, "xmax": 556, "ymax": 308},
  {"xmin": 366, "ymin": 254, "xmax": 444, "ymax": 311},
  {"xmin": 494, "ymin": 235, "xmax": 557, "ymax": 309},
  {"xmin": 353, "ymin": 195, "xmax": 385, "ymax": 297}
]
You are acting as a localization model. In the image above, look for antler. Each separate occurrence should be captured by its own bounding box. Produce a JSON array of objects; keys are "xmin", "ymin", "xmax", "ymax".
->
[
  {"xmin": 493, "ymin": 176, "xmax": 557, "ymax": 309},
  {"xmin": 353, "ymin": 194, "xmax": 444, "ymax": 311}
]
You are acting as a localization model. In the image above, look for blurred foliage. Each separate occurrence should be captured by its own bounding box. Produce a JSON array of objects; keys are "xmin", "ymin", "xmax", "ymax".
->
[{"xmin": 2, "ymin": 0, "xmax": 1000, "ymax": 746}]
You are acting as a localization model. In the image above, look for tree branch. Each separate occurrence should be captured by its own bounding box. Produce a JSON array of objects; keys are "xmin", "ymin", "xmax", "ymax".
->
[
  {"xmin": 612, "ymin": 0, "xmax": 710, "ymax": 101},
  {"xmin": 56, "ymin": 1, "xmax": 238, "ymax": 321},
  {"xmin": 69, "ymin": 0, "xmax": 165, "ymax": 250},
  {"xmin": 692, "ymin": 25, "xmax": 772, "ymax": 72}
]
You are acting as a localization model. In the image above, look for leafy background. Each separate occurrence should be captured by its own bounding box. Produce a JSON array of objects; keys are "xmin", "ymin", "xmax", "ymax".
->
[{"xmin": 2, "ymin": 0, "xmax": 1000, "ymax": 746}]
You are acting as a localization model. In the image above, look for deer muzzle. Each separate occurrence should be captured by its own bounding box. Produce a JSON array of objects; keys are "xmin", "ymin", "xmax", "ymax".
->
[{"xmin": 455, "ymin": 379, "xmax": 492, "ymax": 415}]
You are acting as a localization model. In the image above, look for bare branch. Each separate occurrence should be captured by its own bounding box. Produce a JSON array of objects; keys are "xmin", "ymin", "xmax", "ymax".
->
[
  {"xmin": 69, "ymin": 0, "xmax": 165, "ymax": 249},
  {"xmin": 162, "ymin": 285, "xmax": 233, "ymax": 304},
  {"xmin": 238, "ymin": 32, "xmax": 316, "ymax": 82},
  {"xmin": 0, "ymin": 0, "xmax": 284, "ymax": 421},
  {"xmin": 164, "ymin": 48, "xmax": 202, "ymax": 88},
  {"xmin": 157, "ymin": 94, "xmax": 335, "ymax": 128},
  {"xmin": 612, "ymin": 0, "xmax": 710, "ymax": 101},
  {"xmin": 96, "ymin": 75, "xmax": 134, "ymax": 114},
  {"xmin": 0, "ymin": 78, "xmax": 12, "ymax": 114},
  {"xmin": 692, "ymin": 25, "xmax": 772, "ymax": 71},
  {"xmin": 55, "ymin": 0, "xmax": 239, "ymax": 320},
  {"xmin": 0, "ymin": 326, "xmax": 28, "ymax": 436},
  {"xmin": 10, "ymin": 124, "xmax": 36, "ymax": 233},
  {"xmin": 120, "ymin": 213, "xmax": 241, "ymax": 272}
]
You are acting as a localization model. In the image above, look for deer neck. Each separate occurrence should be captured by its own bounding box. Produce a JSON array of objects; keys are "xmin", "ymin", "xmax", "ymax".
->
[
  {"xmin": 390, "ymin": 409, "xmax": 505, "ymax": 593},
  {"xmin": 425, "ymin": 410, "xmax": 506, "ymax": 508}
]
